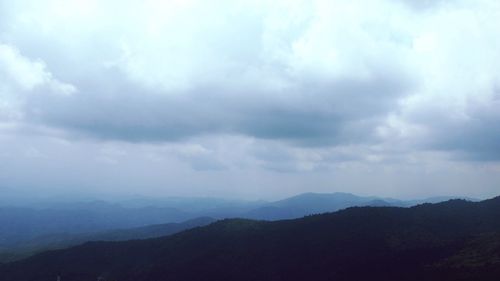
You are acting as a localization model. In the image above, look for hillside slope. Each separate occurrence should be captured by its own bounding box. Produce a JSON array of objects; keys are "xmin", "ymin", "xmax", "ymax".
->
[{"xmin": 0, "ymin": 217, "xmax": 215, "ymax": 263}]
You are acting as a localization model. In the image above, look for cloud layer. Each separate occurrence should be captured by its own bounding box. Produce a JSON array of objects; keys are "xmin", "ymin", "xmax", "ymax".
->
[{"xmin": 1, "ymin": 0, "xmax": 499, "ymax": 199}]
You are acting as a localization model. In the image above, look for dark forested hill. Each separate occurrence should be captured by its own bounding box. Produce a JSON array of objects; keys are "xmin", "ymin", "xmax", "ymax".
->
[{"xmin": 1, "ymin": 197, "xmax": 499, "ymax": 281}]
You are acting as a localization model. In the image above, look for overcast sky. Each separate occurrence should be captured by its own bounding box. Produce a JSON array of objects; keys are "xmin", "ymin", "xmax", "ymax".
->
[{"xmin": 0, "ymin": 0, "xmax": 499, "ymax": 200}]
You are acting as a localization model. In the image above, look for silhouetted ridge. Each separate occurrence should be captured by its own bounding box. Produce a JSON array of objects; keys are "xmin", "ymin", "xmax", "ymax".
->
[{"xmin": 0, "ymin": 217, "xmax": 216, "ymax": 263}]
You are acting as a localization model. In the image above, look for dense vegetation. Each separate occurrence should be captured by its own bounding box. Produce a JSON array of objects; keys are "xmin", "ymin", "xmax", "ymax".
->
[{"xmin": 1, "ymin": 197, "xmax": 499, "ymax": 281}]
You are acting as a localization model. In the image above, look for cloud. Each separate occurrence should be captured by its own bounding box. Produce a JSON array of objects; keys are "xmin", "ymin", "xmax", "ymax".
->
[
  {"xmin": 1, "ymin": 0, "xmax": 500, "ymax": 198},
  {"xmin": 1, "ymin": 0, "xmax": 417, "ymax": 148},
  {"xmin": 21, "ymin": 65, "xmax": 413, "ymax": 147},
  {"xmin": 2, "ymin": 0, "xmax": 499, "ymax": 157},
  {"xmin": 380, "ymin": 0, "xmax": 500, "ymax": 160},
  {"xmin": 0, "ymin": 43, "xmax": 76, "ymax": 123},
  {"xmin": 423, "ymin": 93, "xmax": 500, "ymax": 161},
  {"xmin": 395, "ymin": 0, "xmax": 452, "ymax": 11}
]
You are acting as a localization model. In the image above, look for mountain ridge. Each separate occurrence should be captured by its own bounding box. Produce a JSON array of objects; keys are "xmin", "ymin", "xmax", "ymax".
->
[
  {"xmin": 1, "ymin": 196, "xmax": 499, "ymax": 280},
  {"xmin": 0, "ymin": 192, "xmax": 480, "ymax": 261}
]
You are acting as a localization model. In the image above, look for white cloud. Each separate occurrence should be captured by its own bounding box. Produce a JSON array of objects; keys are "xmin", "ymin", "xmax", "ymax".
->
[
  {"xmin": 0, "ymin": 44, "xmax": 49, "ymax": 90},
  {"xmin": 0, "ymin": 43, "xmax": 76, "ymax": 123}
]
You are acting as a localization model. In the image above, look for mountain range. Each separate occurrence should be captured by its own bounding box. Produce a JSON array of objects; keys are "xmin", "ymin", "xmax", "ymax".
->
[
  {"xmin": 0, "ymin": 196, "xmax": 499, "ymax": 280},
  {"xmin": 0, "ymin": 192, "xmax": 477, "ymax": 263},
  {"xmin": 0, "ymin": 217, "xmax": 215, "ymax": 263}
]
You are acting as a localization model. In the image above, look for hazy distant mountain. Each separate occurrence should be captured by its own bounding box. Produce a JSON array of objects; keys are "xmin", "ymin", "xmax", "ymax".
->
[
  {"xmin": 0, "ymin": 192, "xmax": 477, "ymax": 251},
  {"xmin": 117, "ymin": 197, "xmax": 266, "ymax": 213},
  {"xmin": 243, "ymin": 192, "xmax": 394, "ymax": 220},
  {"xmin": 399, "ymin": 195, "xmax": 480, "ymax": 207},
  {"xmin": 0, "ymin": 217, "xmax": 215, "ymax": 263},
  {"xmin": 241, "ymin": 193, "xmax": 479, "ymax": 220},
  {"xmin": 1, "ymin": 197, "xmax": 498, "ymax": 281},
  {"xmin": 0, "ymin": 203, "xmax": 192, "ymax": 248}
]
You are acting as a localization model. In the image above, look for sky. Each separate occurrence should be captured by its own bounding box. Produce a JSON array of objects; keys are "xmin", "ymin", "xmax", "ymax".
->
[{"xmin": 0, "ymin": 0, "xmax": 499, "ymax": 201}]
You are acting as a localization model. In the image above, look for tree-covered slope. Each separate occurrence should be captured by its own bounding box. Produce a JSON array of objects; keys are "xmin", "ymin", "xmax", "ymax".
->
[{"xmin": 0, "ymin": 217, "xmax": 215, "ymax": 263}]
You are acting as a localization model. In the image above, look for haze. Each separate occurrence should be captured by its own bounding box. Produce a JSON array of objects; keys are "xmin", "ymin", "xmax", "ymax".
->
[{"xmin": 1, "ymin": 0, "xmax": 499, "ymax": 202}]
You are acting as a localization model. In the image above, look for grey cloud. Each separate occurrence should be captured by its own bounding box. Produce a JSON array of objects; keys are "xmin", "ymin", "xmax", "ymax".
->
[
  {"xmin": 0, "ymin": 0, "xmax": 417, "ymax": 148},
  {"xmin": 433, "ymin": 101, "xmax": 500, "ymax": 161},
  {"xmin": 23, "ymin": 64, "xmax": 413, "ymax": 147},
  {"xmin": 408, "ymin": 91, "xmax": 500, "ymax": 161}
]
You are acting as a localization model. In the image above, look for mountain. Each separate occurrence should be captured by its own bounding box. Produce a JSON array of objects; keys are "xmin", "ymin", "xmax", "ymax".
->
[
  {"xmin": 0, "ymin": 193, "xmax": 392, "ymax": 262},
  {"xmin": 1, "ymin": 197, "xmax": 499, "ymax": 281},
  {"xmin": 0, "ymin": 217, "xmax": 215, "ymax": 263},
  {"xmin": 0, "ymin": 192, "xmax": 475, "ymax": 255},
  {"xmin": 0, "ymin": 203, "xmax": 195, "ymax": 249},
  {"xmin": 243, "ymin": 192, "xmax": 393, "ymax": 220},
  {"xmin": 400, "ymin": 195, "xmax": 480, "ymax": 207}
]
